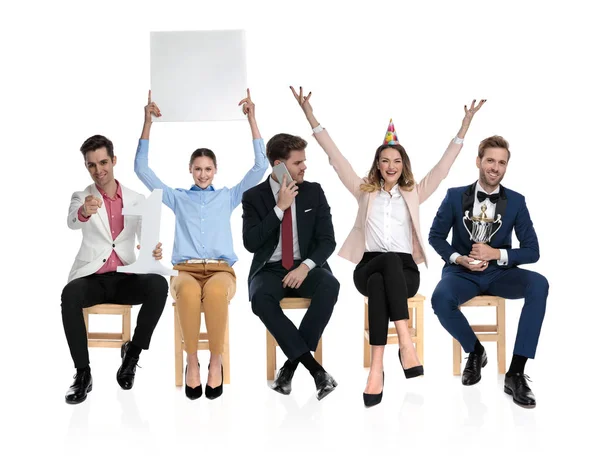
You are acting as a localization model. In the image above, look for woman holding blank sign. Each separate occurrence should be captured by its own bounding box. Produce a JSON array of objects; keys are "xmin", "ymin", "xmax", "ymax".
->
[{"xmin": 135, "ymin": 89, "xmax": 268, "ymax": 400}]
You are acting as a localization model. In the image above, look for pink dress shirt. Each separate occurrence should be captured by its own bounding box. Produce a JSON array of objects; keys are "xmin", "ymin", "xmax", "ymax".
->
[{"xmin": 77, "ymin": 181, "xmax": 125, "ymax": 273}]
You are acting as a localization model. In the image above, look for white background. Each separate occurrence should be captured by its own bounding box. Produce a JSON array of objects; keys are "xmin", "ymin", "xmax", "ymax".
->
[{"xmin": 1, "ymin": 0, "xmax": 598, "ymax": 456}]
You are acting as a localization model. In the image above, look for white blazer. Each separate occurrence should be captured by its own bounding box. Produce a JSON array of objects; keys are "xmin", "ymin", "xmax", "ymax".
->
[{"xmin": 67, "ymin": 183, "xmax": 143, "ymax": 283}]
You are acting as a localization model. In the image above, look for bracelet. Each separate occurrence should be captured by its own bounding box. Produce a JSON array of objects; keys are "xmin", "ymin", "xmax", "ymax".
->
[{"xmin": 312, "ymin": 124, "xmax": 324, "ymax": 134}]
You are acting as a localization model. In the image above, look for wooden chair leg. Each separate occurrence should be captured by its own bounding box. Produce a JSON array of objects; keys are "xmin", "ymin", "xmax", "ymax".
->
[
  {"xmin": 364, "ymin": 336, "xmax": 371, "ymax": 367},
  {"xmin": 266, "ymin": 331, "xmax": 277, "ymax": 380},
  {"xmin": 314, "ymin": 338, "xmax": 323, "ymax": 364},
  {"xmin": 223, "ymin": 316, "xmax": 231, "ymax": 384},
  {"xmin": 416, "ymin": 302, "xmax": 424, "ymax": 364},
  {"xmin": 123, "ymin": 308, "xmax": 131, "ymax": 343},
  {"xmin": 174, "ymin": 307, "xmax": 183, "ymax": 387},
  {"xmin": 83, "ymin": 310, "xmax": 90, "ymax": 336},
  {"xmin": 453, "ymin": 338, "xmax": 462, "ymax": 376},
  {"xmin": 497, "ymin": 299, "xmax": 506, "ymax": 374}
]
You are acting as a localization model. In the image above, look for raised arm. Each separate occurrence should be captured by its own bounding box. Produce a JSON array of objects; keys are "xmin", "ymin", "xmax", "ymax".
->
[
  {"xmin": 230, "ymin": 89, "xmax": 269, "ymax": 209},
  {"xmin": 134, "ymin": 90, "xmax": 176, "ymax": 209},
  {"xmin": 416, "ymin": 99, "xmax": 486, "ymax": 204},
  {"xmin": 290, "ymin": 86, "xmax": 364, "ymax": 199}
]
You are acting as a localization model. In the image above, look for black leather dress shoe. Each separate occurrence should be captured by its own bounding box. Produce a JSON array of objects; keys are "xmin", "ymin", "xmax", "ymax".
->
[
  {"xmin": 116, "ymin": 341, "xmax": 139, "ymax": 390},
  {"xmin": 205, "ymin": 363, "xmax": 224, "ymax": 400},
  {"xmin": 462, "ymin": 349, "xmax": 487, "ymax": 386},
  {"xmin": 363, "ymin": 372, "xmax": 384, "ymax": 407},
  {"xmin": 271, "ymin": 365, "xmax": 295, "ymax": 395},
  {"xmin": 504, "ymin": 373, "xmax": 536, "ymax": 408},
  {"xmin": 314, "ymin": 369, "xmax": 338, "ymax": 401},
  {"xmin": 65, "ymin": 369, "xmax": 93, "ymax": 404}
]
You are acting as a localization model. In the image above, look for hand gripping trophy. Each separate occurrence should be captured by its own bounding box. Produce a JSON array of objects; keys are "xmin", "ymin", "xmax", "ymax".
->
[{"xmin": 463, "ymin": 204, "xmax": 502, "ymax": 264}]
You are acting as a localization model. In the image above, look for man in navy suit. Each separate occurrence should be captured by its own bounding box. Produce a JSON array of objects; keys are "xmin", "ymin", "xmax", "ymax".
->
[{"xmin": 429, "ymin": 135, "xmax": 548, "ymax": 408}]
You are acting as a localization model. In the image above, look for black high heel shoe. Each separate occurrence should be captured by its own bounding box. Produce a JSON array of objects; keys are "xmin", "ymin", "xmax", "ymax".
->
[
  {"xmin": 363, "ymin": 371, "xmax": 384, "ymax": 407},
  {"xmin": 398, "ymin": 348, "xmax": 424, "ymax": 378},
  {"xmin": 205, "ymin": 363, "xmax": 224, "ymax": 400},
  {"xmin": 185, "ymin": 363, "xmax": 203, "ymax": 400}
]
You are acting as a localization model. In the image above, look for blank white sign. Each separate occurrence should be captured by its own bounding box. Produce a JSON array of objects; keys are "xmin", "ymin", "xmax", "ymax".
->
[{"xmin": 150, "ymin": 30, "xmax": 247, "ymax": 122}]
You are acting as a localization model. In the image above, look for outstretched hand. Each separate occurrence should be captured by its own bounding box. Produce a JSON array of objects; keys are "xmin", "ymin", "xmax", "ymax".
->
[
  {"xmin": 238, "ymin": 88, "xmax": 255, "ymax": 118},
  {"xmin": 145, "ymin": 90, "xmax": 162, "ymax": 123},
  {"xmin": 290, "ymin": 86, "xmax": 313, "ymax": 116},
  {"xmin": 462, "ymin": 99, "xmax": 486, "ymax": 126}
]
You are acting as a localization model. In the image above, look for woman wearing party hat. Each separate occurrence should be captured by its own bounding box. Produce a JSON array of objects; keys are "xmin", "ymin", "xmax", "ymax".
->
[{"xmin": 290, "ymin": 87, "xmax": 485, "ymax": 407}]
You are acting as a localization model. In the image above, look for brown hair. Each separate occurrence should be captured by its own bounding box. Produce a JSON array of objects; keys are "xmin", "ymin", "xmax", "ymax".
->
[
  {"xmin": 266, "ymin": 133, "xmax": 308, "ymax": 166},
  {"xmin": 189, "ymin": 148, "xmax": 217, "ymax": 167},
  {"xmin": 360, "ymin": 144, "xmax": 415, "ymax": 193},
  {"xmin": 478, "ymin": 135, "xmax": 511, "ymax": 161},
  {"xmin": 81, "ymin": 135, "xmax": 114, "ymax": 159}
]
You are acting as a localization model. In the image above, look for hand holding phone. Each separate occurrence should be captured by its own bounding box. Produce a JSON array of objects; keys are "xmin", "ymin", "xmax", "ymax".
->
[
  {"xmin": 272, "ymin": 162, "xmax": 293, "ymax": 186},
  {"xmin": 276, "ymin": 172, "xmax": 298, "ymax": 212}
]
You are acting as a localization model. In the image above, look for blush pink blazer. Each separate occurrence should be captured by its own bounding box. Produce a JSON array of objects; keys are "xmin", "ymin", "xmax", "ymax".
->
[{"xmin": 313, "ymin": 129, "xmax": 463, "ymax": 267}]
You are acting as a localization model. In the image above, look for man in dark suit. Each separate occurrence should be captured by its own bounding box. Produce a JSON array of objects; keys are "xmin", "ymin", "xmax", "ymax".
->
[
  {"xmin": 429, "ymin": 135, "xmax": 549, "ymax": 408},
  {"xmin": 242, "ymin": 133, "xmax": 340, "ymax": 400}
]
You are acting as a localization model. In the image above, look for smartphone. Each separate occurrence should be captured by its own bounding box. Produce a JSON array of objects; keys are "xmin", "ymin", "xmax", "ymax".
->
[{"xmin": 272, "ymin": 162, "xmax": 294, "ymax": 186}]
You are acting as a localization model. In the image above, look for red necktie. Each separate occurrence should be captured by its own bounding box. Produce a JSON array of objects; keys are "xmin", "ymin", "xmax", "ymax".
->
[{"xmin": 281, "ymin": 207, "xmax": 294, "ymax": 270}]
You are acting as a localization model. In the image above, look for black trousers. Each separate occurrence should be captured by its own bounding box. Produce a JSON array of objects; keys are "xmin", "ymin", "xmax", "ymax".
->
[
  {"xmin": 353, "ymin": 252, "xmax": 420, "ymax": 345},
  {"xmin": 61, "ymin": 272, "xmax": 168, "ymax": 368},
  {"xmin": 249, "ymin": 261, "xmax": 340, "ymax": 362}
]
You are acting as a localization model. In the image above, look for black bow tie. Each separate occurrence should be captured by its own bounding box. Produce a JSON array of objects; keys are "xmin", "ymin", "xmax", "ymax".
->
[{"xmin": 477, "ymin": 191, "xmax": 500, "ymax": 204}]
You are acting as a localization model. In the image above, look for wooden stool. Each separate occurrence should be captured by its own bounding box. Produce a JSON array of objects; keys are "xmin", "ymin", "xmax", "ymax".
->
[
  {"xmin": 452, "ymin": 295, "xmax": 506, "ymax": 375},
  {"xmin": 363, "ymin": 294, "xmax": 425, "ymax": 367},
  {"xmin": 173, "ymin": 302, "xmax": 231, "ymax": 387},
  {"xmin": 83, "ymin": 303, "xmax": 132, "ymax": 348},
  {"xmin": 266, "ymin": 298, "xmax": 323, "ymax": 380}
]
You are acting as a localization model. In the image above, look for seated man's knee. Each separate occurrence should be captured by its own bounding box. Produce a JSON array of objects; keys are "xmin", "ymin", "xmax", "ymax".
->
[
  {"xmin": 60, "ymin": 279, "xmax": 86, "ymax": 309},
  {"xmin": 251, "ymin": 291, "xmax": 277, "ymax": 317},
  {"xmin": 431, "ymin": 286, "xmax": 456, "ymax": 317}
]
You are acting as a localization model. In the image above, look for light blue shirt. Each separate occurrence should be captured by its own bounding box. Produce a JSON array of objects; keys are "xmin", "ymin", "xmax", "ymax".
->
[{"xmin": 134, "ymin": 138, "xmax": 268, "ymax": 266}]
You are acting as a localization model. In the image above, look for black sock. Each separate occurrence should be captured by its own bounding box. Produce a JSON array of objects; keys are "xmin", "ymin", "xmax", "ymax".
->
[
  {"xmin": 76, "ymin": 365, "xmax": 91, "ymax": 375},
  {"xmin": 507, "ymin": 354, "xmax": 528, "ymax": 375},
  {"xmin": 298, "ymin": 352, "xmax": 324, "ymax": 377},
  {"xmin": 126, "ymin": 342, "xmax": 142, "ymax": 358},
  {"xmin": 473, "ymin": 339, "xmax": 485, "ymax": 356},
  {"xmin": 283, "ymin": 359, "xmax": 299, "ymax": 371}
]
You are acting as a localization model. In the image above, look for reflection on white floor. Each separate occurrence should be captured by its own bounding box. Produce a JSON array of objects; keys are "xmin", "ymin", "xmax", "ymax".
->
[{"xmin": 6, "ymin": 339, "xmax": 594, "ymax": 458}]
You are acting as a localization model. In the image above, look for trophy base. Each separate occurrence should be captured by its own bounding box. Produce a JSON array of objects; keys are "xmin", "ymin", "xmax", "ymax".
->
[{"xmin": 469, "ymin": 259, "xmax": 483, "ymax": 265}]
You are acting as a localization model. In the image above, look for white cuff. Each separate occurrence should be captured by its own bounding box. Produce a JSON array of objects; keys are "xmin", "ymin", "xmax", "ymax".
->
[
  {"xmin": 498, "ymin": 249, "xmax": 508, "ymax": 265},
  {"xmin": 312, "ymin": 125, "xmax": 324, "ymax": 134},
  {"xmin": 303, "ymin": 259, "xmax": 316, "ymax": 270},
  {"xmin": 453, "ymin": 136, "xmax": 464, "ymax": 144},
  {"xmin": 274, "ymin": 205, "xmax": 284, "ymax": 220},
  {"xmin": 449, "ymin": 252, "xmax": 461, "ymax": 264}
]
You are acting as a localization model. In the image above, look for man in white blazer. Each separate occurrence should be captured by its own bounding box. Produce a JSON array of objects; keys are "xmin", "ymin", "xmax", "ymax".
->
[{"xmin": 62, "ymin": 135, "xmax": 168, "ymax": 404}]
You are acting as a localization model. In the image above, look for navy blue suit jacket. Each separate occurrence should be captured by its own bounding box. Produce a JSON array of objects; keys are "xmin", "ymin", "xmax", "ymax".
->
[{"xmin": 428, "ymin": 182, "xmax": 539, "ymax": 270}]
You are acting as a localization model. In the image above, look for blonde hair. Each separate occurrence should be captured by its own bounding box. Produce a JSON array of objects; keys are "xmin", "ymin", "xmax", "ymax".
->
[{"xmin": 359, "ymin": 144, "xmax": 415, "ymax": 193}]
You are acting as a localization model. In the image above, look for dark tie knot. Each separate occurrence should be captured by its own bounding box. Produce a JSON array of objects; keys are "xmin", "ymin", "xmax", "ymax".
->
[{"xmin": 477, "ymin": 191, "xmax": 500, "ymax": 204}]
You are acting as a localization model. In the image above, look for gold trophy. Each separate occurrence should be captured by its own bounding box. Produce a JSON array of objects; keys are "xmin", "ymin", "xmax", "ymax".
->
[{"xmin": 462, "ymin": 204, "xmax": 502, "ymax": 264}]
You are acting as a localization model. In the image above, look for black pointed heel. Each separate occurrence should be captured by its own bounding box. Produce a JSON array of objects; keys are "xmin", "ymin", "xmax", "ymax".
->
[
  {"xmin": 185, "ymin": 363, "xmax": 203, "ymax": 400},
  {"xmin": 363, "ymin": 372, "xmax": 384, "ymax": 407},
  {"xmin": 205, "ymin": 363, "xmax": 224, "ymax": 400},
  {"xmin": 398, "ymin": 349, "xmax": 424, "ymax": 378}
]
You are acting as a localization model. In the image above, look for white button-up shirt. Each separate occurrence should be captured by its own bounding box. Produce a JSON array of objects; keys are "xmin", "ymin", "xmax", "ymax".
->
[{"xmin": 365, "ymin": 184, "xmax": 413, "ymax": 254}]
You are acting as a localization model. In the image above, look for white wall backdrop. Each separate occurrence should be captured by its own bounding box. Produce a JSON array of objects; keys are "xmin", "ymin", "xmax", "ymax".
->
[{"xmin": 1, "ymin": 0, "xmax": 598, "ymax": 456}]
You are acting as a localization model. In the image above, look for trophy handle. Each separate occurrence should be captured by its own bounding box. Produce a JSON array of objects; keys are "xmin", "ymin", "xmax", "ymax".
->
[
  {"xmin": 462, "ymin": 211, "xmax": 474, "ymax": 240},
  {"xmin": 489, "ymin": 214, "xmax": 503, "ymax": 239}
]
